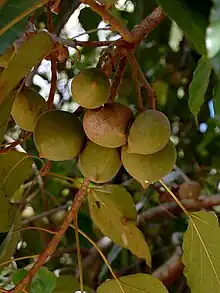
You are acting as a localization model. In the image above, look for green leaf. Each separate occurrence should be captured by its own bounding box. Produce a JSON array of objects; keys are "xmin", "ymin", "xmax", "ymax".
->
[
  {"xmin": 0, "ymin": 31, "xmax": 54, "ymax": 105},
  {"xmin": 30, "ymin": 267, "xmax": 56, "ymax": 293},
  {"xmin": 157, "ymin": 0, "xmax": 207, "ymax": 55},
  {"xmin": 12, "ymin": 268, "xmax": 27, "ymax": 285},
  {"xmin": 88, "ymin": 185, "xmax": 151, "ymax": 266},
  {"xmin": 182, "ymin": 211, "xmax": 220, "ymax": 293},
  {"xmin": 188, "ymin": 56, "xmax": 212, "ymax": 124},
  {"xmin": 213, "ymin": 80, "xmax": 220, "ymax": 126},
  {"xmin": 97, "ymin": 273, "xmax": 168, "ymax": 293},
  {"xmin": 79, "ymin": 7, "xmax": 101, "ymax": 34},
  {"xmin": 0, "ymin": 208, "xmax": 21, "ymax": 264},
  {"xmin": 0, "ymin": 150, "xmax": 32, "ymax": 200},
  {"xmin": 0, "ymin": 0, "xmax": 47, "ymax": 54},
  {"xmin": 206, "ymin": 0, "xmax": 220, "ymax": 75},
  {"xmin": 0, "ymin": 191, "xmax": 18, "ymax": 232},
  {"xmin": 0, "ymin": 92, "xmax": 15, "ymax": 144},
  {"xmin": 53, "ymin": 275, "xmax": 94, "ymax": 293}
]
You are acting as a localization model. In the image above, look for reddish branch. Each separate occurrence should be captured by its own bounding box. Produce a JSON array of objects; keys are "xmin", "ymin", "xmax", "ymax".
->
[
  {"xmin": 10, "ymin": 179, "xmax": 89, "ymax": 293},
  {"xmin": 80, "ymin": 0, "xmax": 132, "ymax": 43},
  {"xmin": 131, "ymin": 7, "xmax": 166, "ymax": 45},
  {"xmin": 108, "ymin": 56, "xmax": 127, "ymax": 102},
  {"xmin": 137, "ymin": 195, "xmax": 220, "ymax": 224}
]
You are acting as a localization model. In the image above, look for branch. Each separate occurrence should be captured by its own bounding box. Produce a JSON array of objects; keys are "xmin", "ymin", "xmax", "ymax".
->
[
  {"xmin": 108, "ymin": 56, "xmax": 127, "ymax": 102},
  {"xmin": 80, "ymin": 0, "xmax": 132, "ymax": 42},
  {"xmin": 137, "ymin": 195, "xmax": 220, "ymax": 224},
  {"xmin": 152, "ymin": 247, "xmax": 184, "ymax": 287},
  {"xmin": 131, "ymin": 7, "xmax": 166, "ymax": 45},
  {"xmin": 10, "ymin": 179, "xmax": 90, "ymax": 293}
]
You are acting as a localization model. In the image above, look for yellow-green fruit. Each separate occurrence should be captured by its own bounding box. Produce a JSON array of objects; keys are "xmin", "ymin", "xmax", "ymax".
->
[
  {"xmin": 34, "ymin": 110, "xmax": 85, "ymax": 161},
  {"xmin": 11, "ymin": 87, "xmax": 46, "ymax": 131},
  {"xmin": 178, "ymin": 181, "xmax": 201, "ymax": 200},
  {"xmin": 127, "ymin": 110, "xmax": 171, "ymax": 155},
  {"xmin": 83, "ymin": 103, "xmax": 133, "ymax": 148},
  {"xmin": 71, "ymin": 68, "xmax": 110, "ymax": 109},
  {"xmin": 121, "ymin": 140, "xmax": 176, "ymax": 188},
  {"xmin": 78, "ymin": 141, "xmax": 121, "ymax": 183}
]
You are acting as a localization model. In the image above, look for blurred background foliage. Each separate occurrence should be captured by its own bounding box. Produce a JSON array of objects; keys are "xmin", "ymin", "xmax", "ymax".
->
[{"xmin": 1, "ymin": 0, "xmax": 220, "ymax": 292}]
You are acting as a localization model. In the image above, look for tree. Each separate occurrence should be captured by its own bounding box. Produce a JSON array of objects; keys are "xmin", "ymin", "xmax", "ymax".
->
[{"xmin": 0, "ymin": 0, "xmax": 219, "ymax": 292}]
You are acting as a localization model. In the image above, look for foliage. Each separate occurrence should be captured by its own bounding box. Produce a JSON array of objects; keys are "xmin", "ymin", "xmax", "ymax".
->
[{"xmin": 0, "ymin": 0, "xmax": 220, "ymax": 293}]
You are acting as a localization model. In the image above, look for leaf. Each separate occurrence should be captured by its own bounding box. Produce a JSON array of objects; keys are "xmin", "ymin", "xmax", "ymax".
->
[
  {"xmin": 213, "ymin": 80, "xmax": 220, "ymax": 126},
  {"xmin": 182, "ymin": 211, "xmax": 220, "ymax": 293},
  {"xmin": 0, "ymin": 191, "xmax": 18, "ymax": 232},
  {"xmin": 53, "ymin": 275, "xmax": 94, "ymax": 293},
  {"xmin": 0, "ymin": 31, "xmax": 54, "ymax": 105},
  {"xmin": 0, "ymin": 92, "xmax": 15, "ymax": 144},
  {"xmin": 206, "ymin": 0, "xmax": 220, "ymax": 76},
  {"xmin": 188, "ymin": 56, "xmax": 212, "ymax": 124},
  {"xmin": 0, "ymin": 208, "xmax": 21, "ymax": 264},
  {"xmin": 0, "ymin": 150, "xmax": 32, "ymax": 199},
  {"xmin": 30, "ymin": 267, "xmax": 56, "ymax": 293},
  {"xmin": 79, "ymin": 7, "xmax": 101, "ymax": 42},
  {"xmin": 88, "ymin": 185, "xmax": 151, "ymax": 266},
  {"xmin": 97, "ymin": 273, "xmax": 168, "ymax": 293},
  {"xmin": 157, "ymin": 0, "xmax": 207, "ymax": 55},
  {"xmin": 12, "ymin": 268, "xmax": 27, "ymax": 285},
  {"xmin": 0, "ymin": 0, "xmax": 48, "ymax": 54}
]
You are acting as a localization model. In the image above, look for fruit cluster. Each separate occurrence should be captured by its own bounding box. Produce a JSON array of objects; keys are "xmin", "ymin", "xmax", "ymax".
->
[{"xmin": 11, "ymin": 68, "xmax": 176, "ymax": 187}]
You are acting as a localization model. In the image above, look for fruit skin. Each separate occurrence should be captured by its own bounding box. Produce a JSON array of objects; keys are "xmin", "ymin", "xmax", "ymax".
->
[
  {"xmin": 34, "ymin": 110, "xmax": 85, "ymax": 161},
  {"xmin": 178, "ymin": 181, "xmax": 201, "ymax": 200},
  {"xmin": 11, "ymin": 87, "xmax": 46, "ymax": 131},
  {"xmin": 71, "ymin": 68, "xmax": 110, "ymax": 109},
  {"xmin": 121, "ymin": 140, "xmax": 176, "ymax": 188},
  {"xmin": 83, "ymin": 103, "xmax": 133, "ymax": 148},
  {"xmin": 127, "ymin": 110, "xmax": 171, "ymax": 155},
  {"xmin": 78, "ymin": 141, "xmax": 122, "ymax": 183}
]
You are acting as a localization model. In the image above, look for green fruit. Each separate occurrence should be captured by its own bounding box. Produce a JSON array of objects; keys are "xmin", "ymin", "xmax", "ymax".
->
[
  {"xmin": 78, "ymin": 141, "xmax": 121, "ymax": 183},
  {"xmin": 34, "ymin": 110, "xmax": 85, "ymax": 161},
  {"xmin": 178, "ymin": 181, "xmax": 201, "ymax": 200},
  {"xmin": 121, "ymin": 140, "xmax": 176, "ymax": 188},
  {"xmin": 83, "ymin": 103, "xmax": 133, "ymax": 148},
  {"xmin": 71, "ymin": 68, "xmax": 110, "ymax": 109},
  {"xmin": 11, "ymin": 87, "xmax": 46, "ymax": 131},
  {"xmin": 127, "ymin": 110, "xmax": 171, "ymax": 155}
]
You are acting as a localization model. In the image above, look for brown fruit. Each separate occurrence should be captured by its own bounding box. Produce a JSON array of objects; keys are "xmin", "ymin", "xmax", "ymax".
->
[
  {"xmin": 71, "ymin": 68, "xmax": 110, "ymax": 109},
  {"xmin": 78, "ymin": 141, "xmax": 122, "ymax": 183},
  {"xmin": 33, "ymin": 110, "xmax": 85, "ymax": 161},
  {"xmin": 83, "ymin": 103, "xmax": 133, "ymax": 148},
  {"xmin": 178, "ymin": 181, "xmax": 201, "ymax": 200},
  {"xmin": 127, "ymin": 110, "xmax": 171, "ymax": 155},
  {"xmin": 121, "ymin": 140, "xmax": 176, "ymax": 188},
  {"xmin": 11, "ymin": 87, "xmax": 46, "ymax": 131}
]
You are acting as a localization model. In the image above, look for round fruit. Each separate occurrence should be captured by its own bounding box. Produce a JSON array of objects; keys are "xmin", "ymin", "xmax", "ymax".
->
[
  {"xmin": 178, "ymin": 181, "xmax": 201, "ymax": 200},
  {"xmin": 121, "ymin": 140, "xmax": 176, "ymax": 188},
  {"xmin": 34, "ymin": 110, "xmax": 85, "ymax": 161},
  {"xmin": 50, "ymin": 210, "xmax": 67, "ymax": 227},
  {"xmin": 83, "ymin": 103, "xmax": 133, "ymax": 148},
  {"xmin": 71, "ymin": 68, "xmax": 110, "ymax": 109},
  {"xmin": 78, "ymin": 141, "xmax": 122, "ymax": 183},
  {"xmin": 11, "ymin": 87, "xmax": 46, "ymax": 131},
  {"xmin": 127, "ymin": 110, "xmax": 171, "ymax": 155}
]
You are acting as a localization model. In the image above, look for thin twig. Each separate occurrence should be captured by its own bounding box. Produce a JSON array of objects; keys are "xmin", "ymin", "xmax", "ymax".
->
[
  {"xmin": 128, "ymin": 52, "xmax": 156, "ymax": 109},
  {"xmin": 80, "ymin": 0, "xmax": 132, "ymax": 42},
  {"xmin": 10, "ymin": 179, "xmax": 89, "ymax": 293},
  {"xmin": 108, "ymin": 56, "xmax": 127, "ymax": 102},
  {"xmin": 131, "ymin": 60, "xmax": 145, "ymax": 112}
]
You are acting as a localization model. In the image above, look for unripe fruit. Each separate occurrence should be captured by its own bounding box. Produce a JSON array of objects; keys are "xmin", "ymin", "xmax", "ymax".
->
[
  {"xmin": 71, "ymin": 68, "xmax": 110, "ymax": 109},
  {"xmin": 11, "ymin": 87, "xmax": 46, "ymax": 131},
  {"xmin": 34, "ymin": 110, "xmax": 85, "ymax": 161},
  {"xmin": 121, "ymin": 140, "xmax": 176, "ymax": 188},
  {"xmin": 127, "ymin": 110, "xmax": 171, "ymax": 155},
  {"xmin": 83, "ymin": 103, "xmax": 133, "ymax": 148},
  {"xmin": 50, "ymin": 210, "xmax": 67, "ymax": 227},
  {"xmin": 178, "ymin": 181, "xmax": 201, "ymax": 200},
  {"xmin": 78, "ymin": 141, "xmax": 121, "ymax": 183}
]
